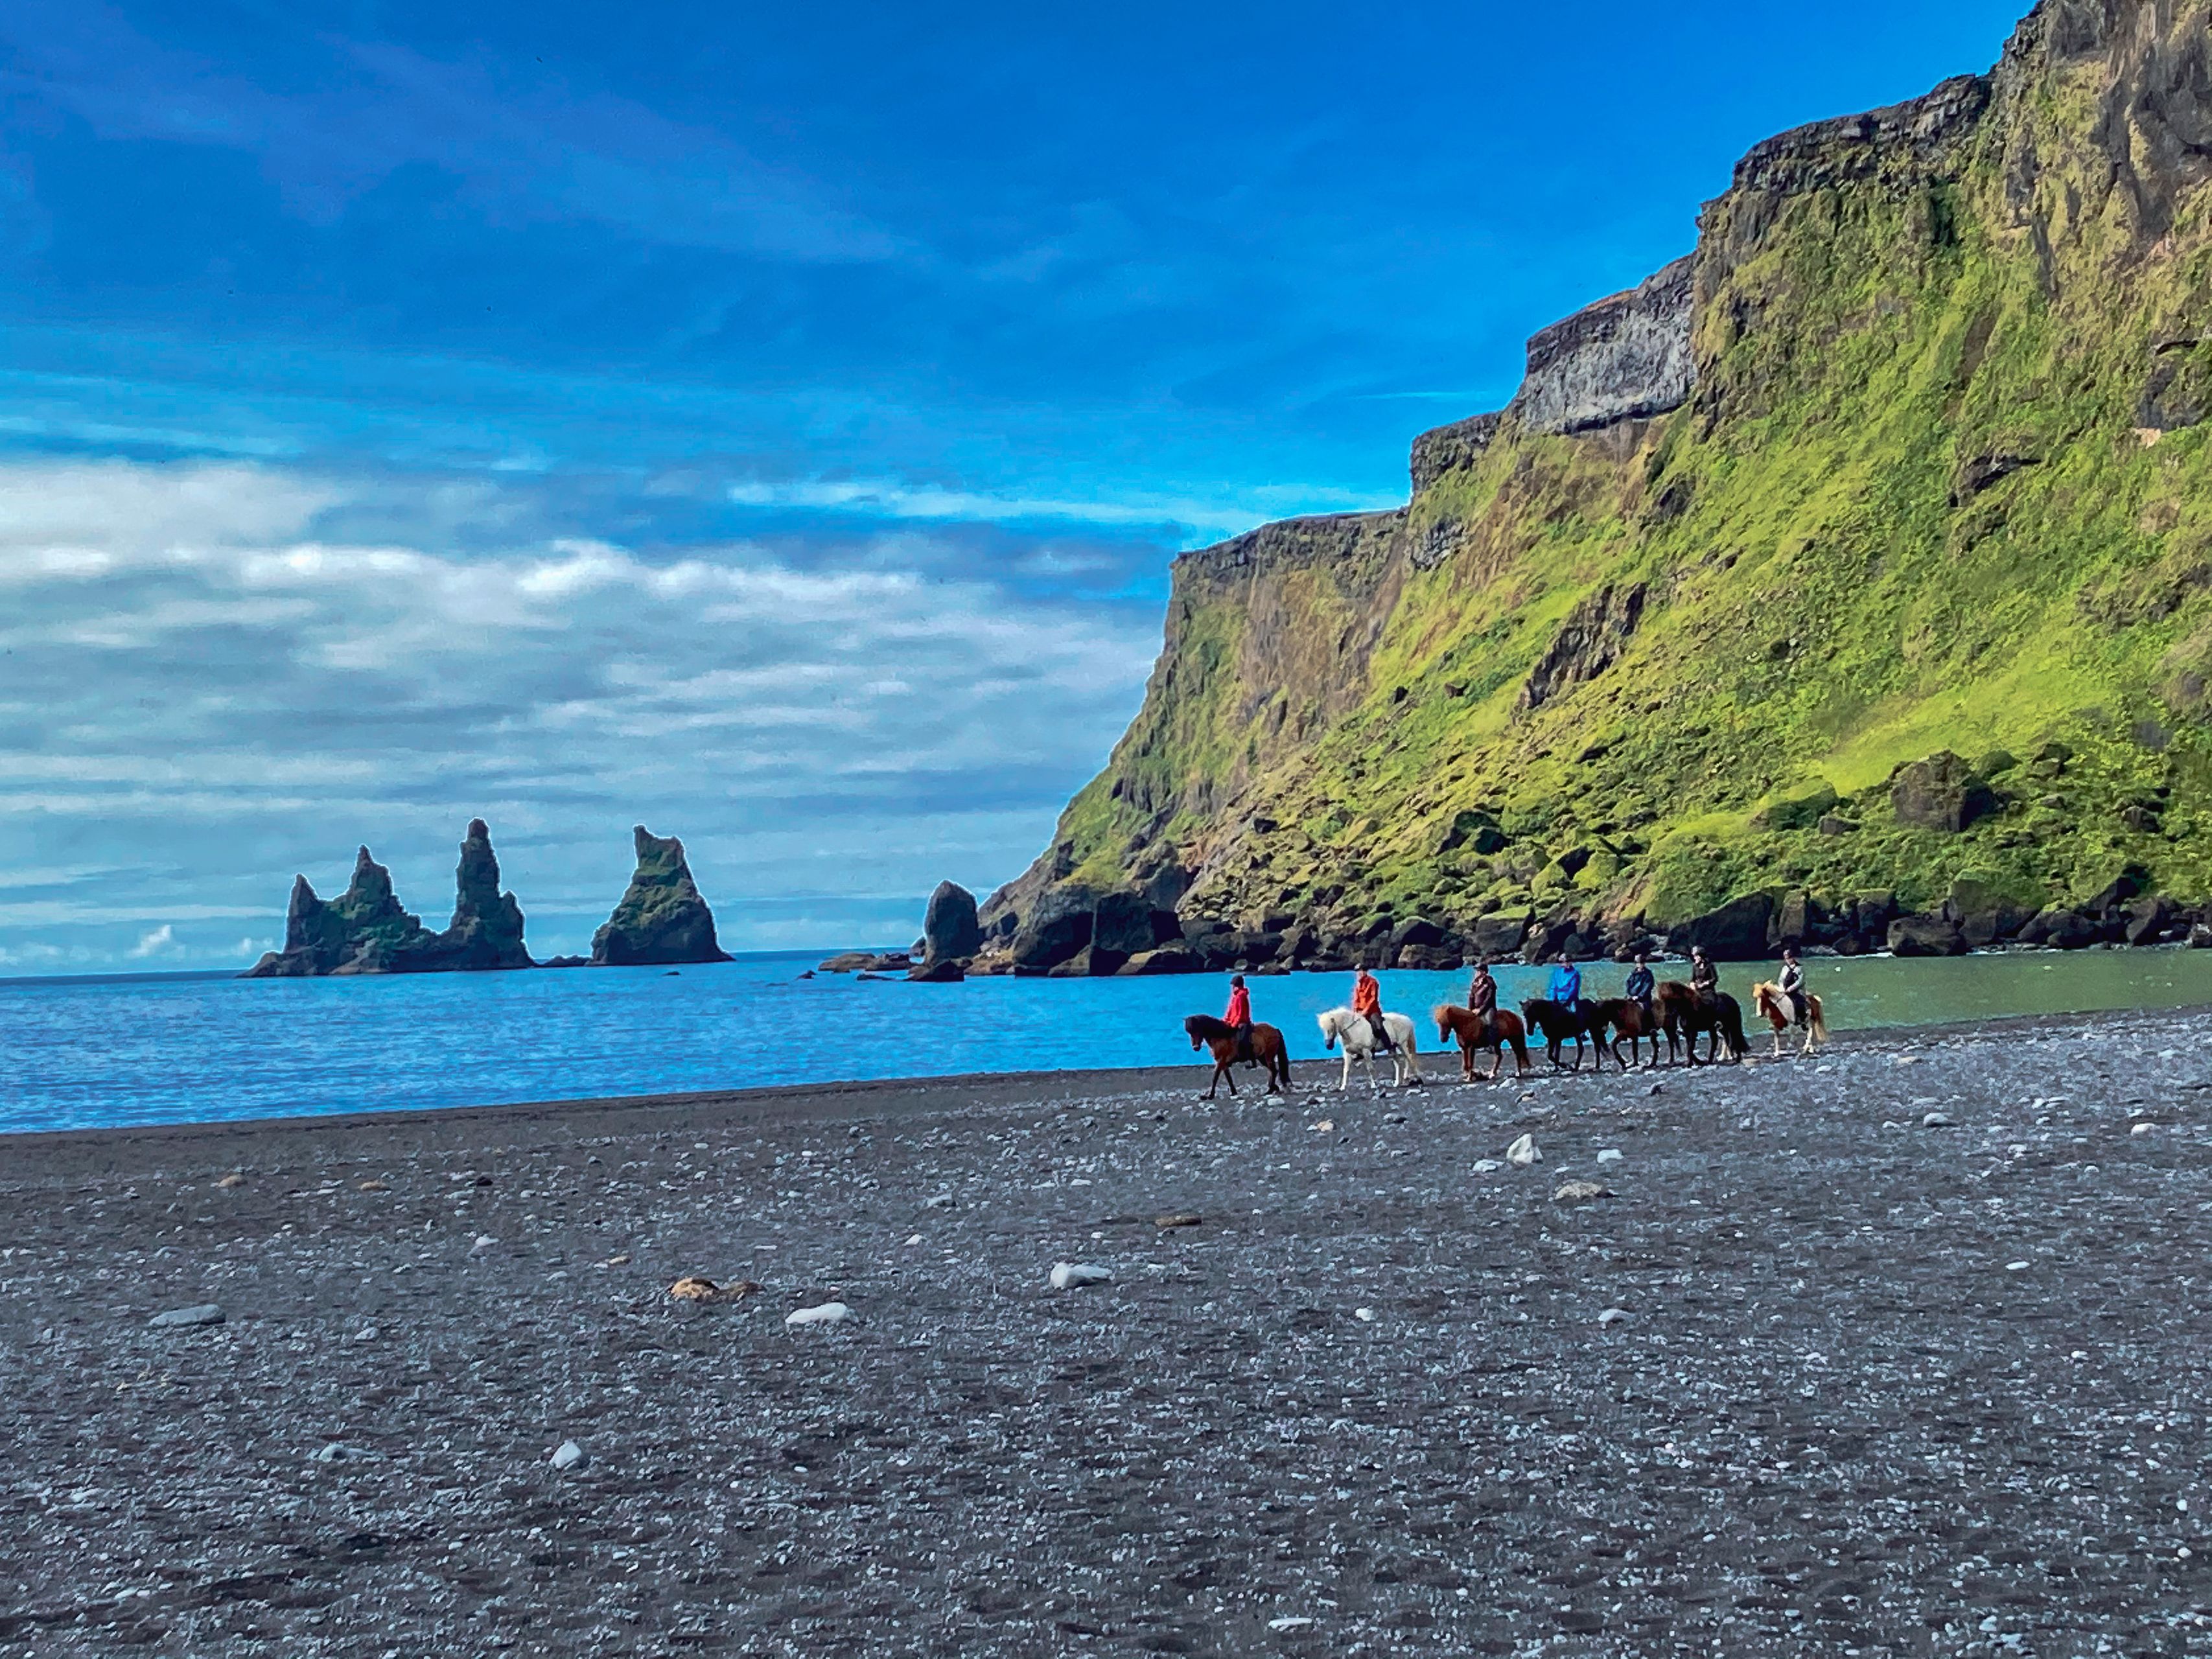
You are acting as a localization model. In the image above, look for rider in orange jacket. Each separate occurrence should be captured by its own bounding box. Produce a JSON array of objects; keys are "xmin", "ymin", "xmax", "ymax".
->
[{"xmin": 1353, "ymin": 968, "xmax": 1393, "ymax": 1054}]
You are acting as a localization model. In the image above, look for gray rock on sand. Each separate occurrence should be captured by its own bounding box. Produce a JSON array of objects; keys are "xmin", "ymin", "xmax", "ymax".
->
[
  {"xmin": 1049, "ymin": 1262, "xmax": 1113, "ymax": 1290},
  {"xmin": 786, "ymin": 1301, "xmax": 852, "ymax": 1326},
  {"xmin": 1598, "ymin": 1307, "xmax": 1632, "ymax": 1326},
  {"xmin": 551, "ymin": 1440, "xmax": 587, "ymax": 1470},
  {"xmin": 1506, "ymin": 1134, "xmax": 1541, "ymax": 1167},
  {"xmin": 1554, "ymin": 1180, "xmax": 1612, "ymax": 1204},
  {"xmin": 150, "ymin": 1303, "xmax": 224, "ymax": 1328},
  {"xmin": 1922, "ymin": 1111, "xmax": 1958, "ymax": 1128}
]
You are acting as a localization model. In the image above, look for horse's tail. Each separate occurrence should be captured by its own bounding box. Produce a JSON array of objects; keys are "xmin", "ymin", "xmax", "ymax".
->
[
  {"xmin": 1808, "ymin": 997, "xmax": 1829, "ymax": 1043},
  {"xmin": 1509, "ymin": 1030, "xmax": 1530, "ymax": 1068},
  {"xmin": 1723, "ymin": 1000, "xmax": 1751, "ymax": 1060}
]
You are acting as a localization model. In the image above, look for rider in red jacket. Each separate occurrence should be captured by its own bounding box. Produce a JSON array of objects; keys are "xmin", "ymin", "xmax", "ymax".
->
[{"xmin": 1224, "ymin": 974, "xmax": 1253, "ymax": 1062}]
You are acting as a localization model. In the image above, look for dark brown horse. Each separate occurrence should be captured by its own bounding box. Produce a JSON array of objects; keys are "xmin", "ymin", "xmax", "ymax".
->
[
  {"xmin": 1184, "ymin": 1015, "xmax": 1292, "ymax": 1098},
  {"xmin": 1433, "ymin": 1004, "xmax": 1532, "ymax": 1082},
  {"xmin": 1653, "ymin": 982, "xmax": 1750, "ymax": 1065},
  {"xmin": 1589, "ymin": 997, "xmax": 1667, "ymax": 1069}
]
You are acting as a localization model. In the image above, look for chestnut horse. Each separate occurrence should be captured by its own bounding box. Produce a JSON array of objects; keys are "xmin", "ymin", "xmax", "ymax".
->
[
  {"xmin": 1434, "ymin": 1004, "xmax": 1532, "ymax": 1082},
  {"xmin": 1653, "ymin": 982, "xmax": 1750, "ymax": 1065},
  {"xmin": 1589, "ymin": 997, "xmax": 1667, "ymax": 1069},
  {"xmin": 1751, "ymin": 982, "xmax": 1828, "ymax": 1057},
  {"xmin": 1184, "ymin": 1015, "xmax": 1292, "ymax": 1099}
]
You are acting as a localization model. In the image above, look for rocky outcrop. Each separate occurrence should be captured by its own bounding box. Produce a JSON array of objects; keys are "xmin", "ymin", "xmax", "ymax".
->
[
  {"xmin": 590, "ymin": 827, "xmax": 732, "ymax": 967},
  {"xmin": 1409, "ymin": 412, "xmax": 1502, "ymax": 493},
  {"xmin": 920, "ymin": 881, "xmax": 982, "ymax": 964},
  {"xmin": 1892, "ymin": 754, "xmax": 2001, "ymax": 833},
  {"xmin": 1508, "ymin": 257, "xmax": 1695, "ymax": 436},
  {"xmin": 244, "ymin": 821, "xmax": 532, "ymax": 977},
  {"xmin": 1519, "ymin": 583, "xmax": 1648, "ymax": 713}
]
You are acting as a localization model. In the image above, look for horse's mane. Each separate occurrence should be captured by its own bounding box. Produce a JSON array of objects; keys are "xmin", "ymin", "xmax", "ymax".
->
[{"xmin": 1185, "ymin": 1014, "xmax": 1234, "ymax": 1040}]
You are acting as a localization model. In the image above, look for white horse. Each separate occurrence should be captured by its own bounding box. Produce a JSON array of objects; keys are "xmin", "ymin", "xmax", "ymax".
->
[{"xmin": 1317, "ymin": 1008, "xmax": 1424, "ymax": 1093}]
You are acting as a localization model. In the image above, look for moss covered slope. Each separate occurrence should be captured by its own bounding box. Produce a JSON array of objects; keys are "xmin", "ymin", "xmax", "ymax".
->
[{"xmin": 983, "ymin": 0, "xmax": 2212, "ymax": 966}]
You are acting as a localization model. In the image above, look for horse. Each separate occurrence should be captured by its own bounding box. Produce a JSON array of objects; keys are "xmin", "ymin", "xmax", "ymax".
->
[
  {"xmin": 1653, "ymin": 982, "xmax": 1750, "ymax": 1065},
  {"xmin": 1751, "ymin": 982, "xmax": 1828, "ymax": 1058},
  {"xmin": 1183, "ymin": 1015, "xmax": 1293, "ymax": 1099},
  {"xmin": 1520, "ymin": 998, "xmax": 1609, "ymax": 1072},
  {"xmin": 1316, "ymin": 1008, "xmax": 1424, "ymax": 1093},
  {"xmin": 1589, "ymin": 997, "xmax": 1667, "ymax": 1069},
  {"xmin": 1434, "ymin": 1004, "xmax": 1532, "ymax": 1083}
]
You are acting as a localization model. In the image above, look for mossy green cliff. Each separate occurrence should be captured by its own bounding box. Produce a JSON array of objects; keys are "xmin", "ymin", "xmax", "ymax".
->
[{"xmin": 977, "ymin": 0, "xmax": 2212, "ymax": 969}]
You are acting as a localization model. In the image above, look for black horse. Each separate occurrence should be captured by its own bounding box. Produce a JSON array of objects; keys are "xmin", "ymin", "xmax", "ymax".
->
[
  {"xmin": 1520, "ymin": 997, "xmax": 1609, "ymax": 1072},
  {"xmin": 1655, "ymin": 982, "xmax": 1751, "ymax": 1065}
]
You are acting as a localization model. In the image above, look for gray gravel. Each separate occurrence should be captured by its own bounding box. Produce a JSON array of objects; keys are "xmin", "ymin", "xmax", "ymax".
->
[{"xmin": 5, "ymin": 1011, "xmax": 2212, "ymax": 1655}]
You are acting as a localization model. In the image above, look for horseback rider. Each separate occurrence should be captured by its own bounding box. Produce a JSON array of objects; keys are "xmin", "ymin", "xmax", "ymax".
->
[
  {"xmin": 1467, "ymin": 957, "xmax": 1498, "ymax": 1024},
  {"xmin": 1353, "ymin": 966, "xmax": 1393, "ymax": 1054},
  {"xmin": 1224, "ymin": 973, "xmax": 1255, "ymax": 1063},
  {"xmin": 1690, "ymin": 946, "xmax": 1720, "ymax": 1008},
  {"xmin": 1546, "ymin": 953, "xmax": 1583, "ymax": 1019},
  {"xmin": 1624, "ymin": 951, "xmax": 1655, "ymax": 1011},
  {"xmin": 1777, "ymin": 948, "xmax": 1807, "ymax": 1028}
]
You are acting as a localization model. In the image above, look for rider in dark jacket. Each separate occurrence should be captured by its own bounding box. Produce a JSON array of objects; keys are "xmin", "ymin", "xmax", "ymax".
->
[
  {"xmin": 1467, "ymin": 958, "xmax": 1498, "ymax": 1018},
  {"xmin": 1690, "ymin": 947, "xmax": 1720, "ymax": 1007},
  {"xmin": 1624, "ymin": 953, "xmax": 1655, "ymax": 1008}
]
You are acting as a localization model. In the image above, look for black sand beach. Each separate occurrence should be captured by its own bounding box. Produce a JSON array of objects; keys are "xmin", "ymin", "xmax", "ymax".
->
[{"xmin": 5, "ymin": 1013, "xmax": 2211, "ymax": 1656}]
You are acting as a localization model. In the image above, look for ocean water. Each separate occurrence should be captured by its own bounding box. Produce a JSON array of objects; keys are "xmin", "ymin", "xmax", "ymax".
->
[{"xmin": 6, "ymin": 947, "xmax": 2212, "ymax": 1135}]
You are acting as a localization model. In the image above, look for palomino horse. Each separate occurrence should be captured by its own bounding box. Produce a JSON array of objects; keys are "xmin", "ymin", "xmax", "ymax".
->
[
  {"xmin": 1520, "ymin": 998, "xmax": 1609, "ymax": 1072},
  {"xmin": 1588, "ymin": 997, "xmax": 1666, "ymax": 1069},
  {"xmin": 1751, "ymin": 982, "xmax": 1828, "ymax": 1058},
  {"xmin": 1317, "ymin": 1008, "xmax": 1423, "ymax": 1093},
  {"xmin": 1653, "ymin": 982, "xmax": 1751, "ymax": 1065},
  {"xmin": 1434, "ymin": 1005, "xmax": 1531, "ymax": 1082},
  {"xmin": 1183, "ymin": 1015, "xmax": 1293, "ymax": 1098}
]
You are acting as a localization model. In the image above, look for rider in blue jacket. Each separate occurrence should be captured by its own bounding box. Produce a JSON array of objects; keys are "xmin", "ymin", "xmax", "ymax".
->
[{"xmin": 1546, "ymin": 956, "xmax": 1583, "ymax": 1016}]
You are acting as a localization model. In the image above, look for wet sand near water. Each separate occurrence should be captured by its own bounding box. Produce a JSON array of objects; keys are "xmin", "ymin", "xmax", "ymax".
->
[{"xmin": 5, "ymin": 1011, "xmax": 2212, "ymax": 1656}]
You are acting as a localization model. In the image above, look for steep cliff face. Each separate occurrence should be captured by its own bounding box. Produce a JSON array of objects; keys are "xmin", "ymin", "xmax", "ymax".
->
[
  {"xmin": 244, "ymin": 821, "xmax": 532, "ymax": 976},
  {"xmin": 981, "ymin": 0, "xmax": 2212, "ymax": 969}
]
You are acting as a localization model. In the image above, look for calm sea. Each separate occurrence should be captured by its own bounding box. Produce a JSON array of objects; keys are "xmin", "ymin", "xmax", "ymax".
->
[{"xmin": 5, "ymin": 949, "xmax": 2210, "ymax": 1135}]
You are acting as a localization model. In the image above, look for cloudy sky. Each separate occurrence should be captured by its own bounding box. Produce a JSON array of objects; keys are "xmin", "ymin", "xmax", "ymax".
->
[{"xmin": 0, "ymin": 0, "xmax": 2027, "ymax": 971}]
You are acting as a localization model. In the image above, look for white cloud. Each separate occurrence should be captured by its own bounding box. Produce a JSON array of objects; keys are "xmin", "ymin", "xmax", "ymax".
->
[
  {"xmin": 0, "ymin": 458, "xmax": 1162, "ymax": 968},
  {"xmin": 725, "ymin": 476, "xmax": 1397, "ymax": 542}
]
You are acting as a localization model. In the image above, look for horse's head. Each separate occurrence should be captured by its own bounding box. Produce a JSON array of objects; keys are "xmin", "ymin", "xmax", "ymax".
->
[
  {"xmin": 1318, "ymin": 1010, "xmax": 1340, "ymax": 1051},
  {"xmin": 1750, "ymin": 983, "xmax": 1777, "ymax": 1016},
  {"xmin": 1183, "ymin": 1015, "xmax": 1205, "ymax": 1051},
  {"xmin": 1432, "ymin": 1004, "xmax": 1456, "ymax": 1040}
]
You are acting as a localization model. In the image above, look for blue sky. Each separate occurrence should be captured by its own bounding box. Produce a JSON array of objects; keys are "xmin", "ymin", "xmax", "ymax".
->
[{"xmin": 0, "ymin": 0, "xmax": 2030, "ymax": 970}]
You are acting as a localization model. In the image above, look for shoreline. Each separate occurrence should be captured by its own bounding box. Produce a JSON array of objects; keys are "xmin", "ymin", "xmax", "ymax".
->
[{"xmin": 3, "ymin": 1000, "xmax": 2178, "ymax": 1154}]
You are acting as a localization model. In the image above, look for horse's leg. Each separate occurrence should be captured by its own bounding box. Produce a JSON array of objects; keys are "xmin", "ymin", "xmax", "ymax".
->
[{"xmin": 1339, "ymin": 1050, "xmax": 1353, "ymax": 1093}]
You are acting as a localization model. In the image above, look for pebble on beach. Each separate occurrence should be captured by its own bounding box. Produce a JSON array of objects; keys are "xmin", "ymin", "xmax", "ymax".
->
[
  {"xmin": 1506, "ymin": 1134, "xmax": 1541, "ymax": 1166},
  {"xmin": 1049, "ymin": 1262, "xmax": 1113, "ymax": 1291},
  {"xmin": 148, "ymin": 1303, "xmax": 224, "ymax": 1328},
  {"xmin": 550, "ymin": 1440, "xmax": 587, "ymax": 1470},
  {"xmin": 1554, "ymin": 1180, "xmax": 1612, "ymax": 1205},
  {"xmin": 785, "ymin": 1301, "xmax": 852, "ymax": 1327}
]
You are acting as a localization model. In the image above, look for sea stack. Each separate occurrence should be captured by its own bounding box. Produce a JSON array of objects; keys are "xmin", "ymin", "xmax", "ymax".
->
[
  {"xmin": 430, "ymin": 818, "xmax": 533, "ymax": 970},
  {"xmin": 590, "ymin": 826, "xmax": 733, "ymax": 966},
  {"xmin": 242, "ymin": 822, "xmax": 533, "ymax": 977}
]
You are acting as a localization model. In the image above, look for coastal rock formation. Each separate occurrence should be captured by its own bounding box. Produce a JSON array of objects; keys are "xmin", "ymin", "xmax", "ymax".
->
[
  {"xmin": 244, "ymin": 820, "xmax": 533, "ymax": 977},
  {"xmin": 920, "ymin": 881, "xmax": 982, "ymax": 963},
  {"xmin": 590, "ymin": 827, "xmax": 732, "ymax": 967},
  {"xmin": 1508, "ymin": 257, "xmax": 1695, "ymax": 437},
  {"xmin": 968, "ymin": 0, "xmax": 2212, "ymax": 973}
]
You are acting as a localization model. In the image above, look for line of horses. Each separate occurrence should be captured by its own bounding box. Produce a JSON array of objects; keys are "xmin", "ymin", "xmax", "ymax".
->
[{"xmin": 1184, "ymin": 979, "xmax": 1826, "ymax": 1098}]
